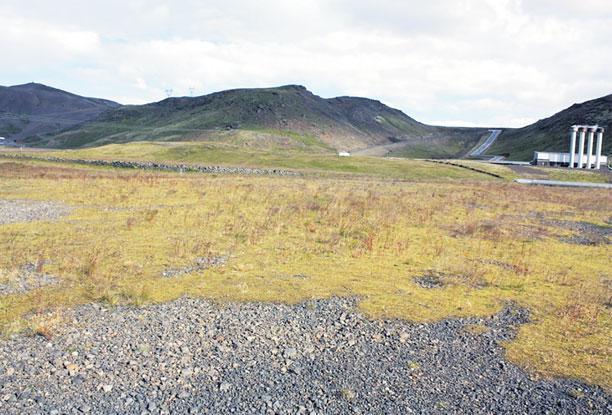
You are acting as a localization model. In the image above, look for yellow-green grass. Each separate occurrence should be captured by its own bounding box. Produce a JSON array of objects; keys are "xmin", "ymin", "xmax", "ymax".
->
[
  {"xmin": 539, "ymin": 168, "xmax": 611, "ymax": 183},
  {"xmin": 3, "ymin": 142, "xmax": 496, "ymax": 181},
  {"xmin": 443, "ymin": 160, "xmax": 520, "ymax": 180},
  {"xmin": 446, "ymin": 160, "xmax": 611, "ymax": 183},
  {"xmin": 0, "ymin": 160, "xmax": 610, "ymax": 388},
  {"xmin": 12, "ymin": 141, "xmax": 608, "ymax": 184}
]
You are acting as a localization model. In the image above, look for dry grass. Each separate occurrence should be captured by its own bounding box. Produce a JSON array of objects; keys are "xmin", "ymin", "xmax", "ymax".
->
[{"xmin": 0, "ymin": 160, "xmax": 610, "ymax": 388}]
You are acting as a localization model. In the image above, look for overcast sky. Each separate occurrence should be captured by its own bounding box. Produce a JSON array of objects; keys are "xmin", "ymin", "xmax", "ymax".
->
[{"xmin": 2, "ymin": 0, "xmax": 611, "ymax": 127}]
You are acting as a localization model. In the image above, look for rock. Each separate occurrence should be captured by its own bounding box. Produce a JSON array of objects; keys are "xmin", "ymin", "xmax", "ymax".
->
[
  {"xmin": 0, "ymin": 154, "xmax": 301, "ymax": 180},
  {"xmin": 0, "ymin": 297, "xmax": 608, "ymax": 414},
  {"xmin": 78, "ymin": 404, "xmax": 91, "ymax": 413},
  {"xmin": 63, "ymin": 362, "xmax": 79, "ymax": 376},
  {"xmin": 284, "ymin": 348, "xmax": 298, "ymax": 359}
]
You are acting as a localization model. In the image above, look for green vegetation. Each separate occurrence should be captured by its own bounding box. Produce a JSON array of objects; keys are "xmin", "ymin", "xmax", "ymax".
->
[
  {"xmin": 438, "ymin": 160, "xmax": 519, "ymax": 180},
  {"xmin": 20, "ymin": 142, "xmax": 493, "ymax": 180},
  {"xmin": 0, "ymin": 159, "xmax": 610, "ymax": 389},
  {"xmin": 18, "ymin": 85, "xmax": 484, "ymax": 160},
  {"xmin": 0, "ymin": 121, "xmax": 21, "ymax": 136},
  {"xmin": 387, "ymin": 141, "xmax": 474, "ymax": 159},
  {"xmin": 537, "ymin": 168, "xmax": 611, "ymax": 183},
  {"xmin": 439, "ymin": 160, "xmax": 611, "ymax": 183}
]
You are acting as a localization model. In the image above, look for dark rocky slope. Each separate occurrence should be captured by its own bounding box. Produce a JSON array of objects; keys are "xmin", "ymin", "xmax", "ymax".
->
[
  {"xmin": 0, "ymin": 83, "xmax": 119, "ymax": 143},
  {"xmin": 19, "ymin": 85, "xmax": 486, "ymax": 157},
  {"xmin": 488, "ymin": 94, "xmax": 612, "ymax": 160}
]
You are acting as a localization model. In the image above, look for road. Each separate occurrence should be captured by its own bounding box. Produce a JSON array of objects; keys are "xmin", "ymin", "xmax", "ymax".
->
[
  {"xmin": 515, "ymin": 179, "xmax": 612, "ymax": 189},
  {"xmin": 470, "ymin": 129, "xmax": 502, "ymax": 156}
]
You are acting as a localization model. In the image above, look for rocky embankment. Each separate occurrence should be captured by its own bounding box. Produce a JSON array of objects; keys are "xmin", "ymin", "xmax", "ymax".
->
[
  {"xmin": 0, "ymin": 298, "xmax": 609, "ymax": 414},
  {"xmin": 0, "ymin": 154, "xmax": 300, "ymax": 176}
]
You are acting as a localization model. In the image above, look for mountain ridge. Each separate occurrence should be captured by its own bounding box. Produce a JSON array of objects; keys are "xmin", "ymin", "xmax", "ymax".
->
[
  {"xmin": 5, "ymin": 82, "xmax": 609, "ymax": 162},
  {"xmin": 18, "ymin": 84, "xmax": 486, "ymax": 158},
  {"xmin": 0, "ymin": 82, "xmax": 120, "ymax": 142}
]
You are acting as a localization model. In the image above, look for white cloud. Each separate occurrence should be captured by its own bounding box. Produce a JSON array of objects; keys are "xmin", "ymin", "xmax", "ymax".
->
[
  {"xmin": 0, "ymin": 0, "xmax": 611, "ymax": 127},
  {"xmin": 1, "ymin": 10, "xmax": 99, "ymax": 64}
]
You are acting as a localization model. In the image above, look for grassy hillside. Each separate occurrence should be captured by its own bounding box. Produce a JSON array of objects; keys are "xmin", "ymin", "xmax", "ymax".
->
[
  {"xmin": 487, "ymin": 94, "xmax": 612, "ymax": 160},
  {"xmin": 21, "ymin": 85, "xmax": 486, "ymax": 158}
]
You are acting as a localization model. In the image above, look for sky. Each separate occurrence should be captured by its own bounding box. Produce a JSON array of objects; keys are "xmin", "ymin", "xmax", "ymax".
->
[{"xmin": 1, "ymin": 0, "xmax": 612, "ymax": 128}]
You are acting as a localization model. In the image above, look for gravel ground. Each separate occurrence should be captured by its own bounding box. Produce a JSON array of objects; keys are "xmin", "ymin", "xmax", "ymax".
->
[
  {"xmin": 543, "ymin": 220, "xmax": 612, "ymax": 245},
  {"xmin": 0, "ymin": 199, "xmax": 71, "ymax": 225},
  {"xmin": 414, "ymin": 271, "xmax": 488, "ymax": 289},
  {"xmin": 0, "ymin": 263, "xmax": 59, "ymax": 295},
  {"xmin": 162, "ymin": 256, "xmax": 228, "ymax": 278},
  {"xmin": 0, "ymin": 298, "xmax": 609, "ymax": 414}
]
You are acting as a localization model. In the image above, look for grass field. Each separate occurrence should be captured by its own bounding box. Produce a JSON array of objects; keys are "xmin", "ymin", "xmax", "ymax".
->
[
  {"xmin": 0, "ymin": 157, "xmax": 610, "ymax": 388},
  {"xmin": 3, "ymin": 142, "xmax": 497, "ymax": 180},
  {"xmin": 440, "ymin": 160, "xmax": 611, "ymax": 183},
  {"xmin": 5, "ymin": 141, "xmax": 610, "ymax": 183}
]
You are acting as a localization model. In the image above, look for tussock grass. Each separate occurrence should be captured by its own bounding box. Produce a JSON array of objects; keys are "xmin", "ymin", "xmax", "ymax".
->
[{"xmin": 0, "ymin": 160, "xmax": 610, "ymax": 388}]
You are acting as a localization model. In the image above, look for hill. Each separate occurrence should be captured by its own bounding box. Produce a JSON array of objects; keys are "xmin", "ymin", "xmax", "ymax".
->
[
  {"xmin": 0, "ymin": 83, "xmax": 120, "ymax": 143},
  {"xmin": 486, "ymin": 94, "xmax": 612, "ymax": 160},
  {"xmin": 19, "ymin": 85, "xmax": 487, "ymax": 158}
]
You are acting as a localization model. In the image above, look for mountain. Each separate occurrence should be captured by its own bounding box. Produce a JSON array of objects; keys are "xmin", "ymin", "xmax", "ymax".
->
[
  {"xmin": 486, "ymin": 94, "xmax": 612, "ymax": 160},
  {"xmin": 19, "ymin": 85, "xmax": 487, "ymax": 158},
  {"xmin": 0, "ymin": 83, "xmax": 120, "ymax": 143}
]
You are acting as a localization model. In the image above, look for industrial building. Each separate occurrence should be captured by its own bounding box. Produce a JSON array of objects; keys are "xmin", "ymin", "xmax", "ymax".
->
[{"xmin": 532, "ymin": 125, "xmax": 607, "ymax": 169}]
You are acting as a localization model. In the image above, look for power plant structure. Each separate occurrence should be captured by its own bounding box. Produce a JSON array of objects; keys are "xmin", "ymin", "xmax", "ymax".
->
[{"xmin": 532, "ymin": 125, "xmax": 607, "ymax": 169}]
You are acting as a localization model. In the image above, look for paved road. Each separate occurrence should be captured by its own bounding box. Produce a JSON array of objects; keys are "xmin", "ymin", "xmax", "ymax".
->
[
  {"xmin": 470, "ymin": 129, "xmax": 502, "ymax": 156},
  {"xmin": 515, "ymin": 179, "xmax": 612, "ymax": 189}
]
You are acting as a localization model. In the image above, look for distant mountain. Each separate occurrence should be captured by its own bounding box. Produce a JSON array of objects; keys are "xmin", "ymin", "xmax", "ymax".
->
[
  {"xmin": 0, "ymin": 83, "xmax": 119, "ymax": 142},
  {"xmin": 20, "ymin": 85, "xmax": 487, "ymax": 158},
  {"xmin": 487, "ymin": 94, "xmax": 612, "ymax": 160}
]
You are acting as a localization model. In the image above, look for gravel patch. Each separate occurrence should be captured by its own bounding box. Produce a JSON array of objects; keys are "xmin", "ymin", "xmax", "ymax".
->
[
  {"xmin": 162, "ymin": 256, "xmax": 228, "ymax": 278},
  {"xmin": 0, "ymin": 199, "xmax": 71, "ymax": 225},
  {"xmin": 414, "ymin": 271, "xmax": 488, "ymax": 289},
  {"xmin": 414, "ymin": 274, "xmax": 445, "ymax": 289},
  {"xmin": 0, "ymin": 298, "xmax": 609, "ymax": 414},
  {"xmin": 544, "ymin": 220, "xmax": 611, "ymax": 246},
  {"xmin": 0, "ymin": 263, "xmax": 59, "ymax": 296}
]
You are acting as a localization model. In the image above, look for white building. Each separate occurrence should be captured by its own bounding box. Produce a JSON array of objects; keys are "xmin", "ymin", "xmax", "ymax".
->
[
  {"xmin": 338, "ymin": 151, "xmax": 351, "ymax": 157},
  {"xmin": 533, "ymin": 151, "xmax": 607, "ymax": 168},
  {"xmin": 532, "ymin": 125, "xmax": 606, "ymax": 169}
]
